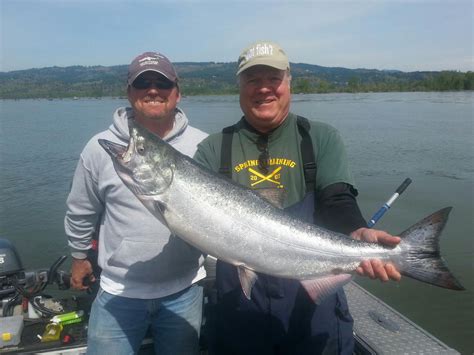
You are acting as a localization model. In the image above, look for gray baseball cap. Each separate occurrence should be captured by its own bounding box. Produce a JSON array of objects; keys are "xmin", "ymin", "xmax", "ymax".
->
[
  {"xmin": 127, "ymin": 52, "xmax": 178, "ymax": 85},
  {"xmin": 236, "ymin": 41, "xmax": 290, "ymax": 75}
]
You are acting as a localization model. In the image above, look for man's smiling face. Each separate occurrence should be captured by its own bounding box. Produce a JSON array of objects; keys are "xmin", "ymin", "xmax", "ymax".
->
[
  {"xmin": 127, "ymin": 71, "xmax": 180, "ymax": 124},
  {"xmin": 239, "ymin": 65, "xmax": 291, "ymax": 133}
]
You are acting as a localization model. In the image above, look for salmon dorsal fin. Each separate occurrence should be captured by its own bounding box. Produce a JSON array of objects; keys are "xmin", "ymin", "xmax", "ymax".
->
[
  {"xmin": 237, "ymin": 265, "xmax": 259, "ymax": 300},
  {"xmin": 301, "ymin": 274, "xmax": 353, "ymax": 305},
  {"xmin": 254, "ymin": 188, "xmax": 287, "ymax": 209}
]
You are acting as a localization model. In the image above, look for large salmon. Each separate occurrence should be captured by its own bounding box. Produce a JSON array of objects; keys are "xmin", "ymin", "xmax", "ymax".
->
[{"xmin": 99, "ymin": 120, "xmax": 464, "ymax": 303}]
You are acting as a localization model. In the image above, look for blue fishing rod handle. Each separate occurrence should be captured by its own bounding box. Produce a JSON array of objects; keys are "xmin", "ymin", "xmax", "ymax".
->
[{"xmin": 367, "ymin": 204, "xmax": 390, "ymax": 228}]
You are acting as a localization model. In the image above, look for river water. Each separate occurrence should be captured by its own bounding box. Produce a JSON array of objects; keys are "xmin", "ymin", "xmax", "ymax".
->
[{"xmin": 1, "ymin": 92, "xmax": 473, "ymax": 353}]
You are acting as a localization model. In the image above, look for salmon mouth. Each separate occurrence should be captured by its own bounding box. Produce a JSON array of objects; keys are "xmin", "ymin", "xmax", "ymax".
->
[{"xmin": 98, "ymin": 139, "xmax": 128, "ymax": 160}]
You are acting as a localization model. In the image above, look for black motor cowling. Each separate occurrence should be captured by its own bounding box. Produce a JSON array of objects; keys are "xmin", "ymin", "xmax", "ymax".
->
[{"xmin": 0, "ymin": 238, "xmax": 24, "ymax": 277}]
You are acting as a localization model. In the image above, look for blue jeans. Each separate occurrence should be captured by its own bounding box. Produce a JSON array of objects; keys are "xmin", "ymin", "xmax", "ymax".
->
[{"xmin": 87, "ymin": 284, "xmax": 203, "ymax": 355}]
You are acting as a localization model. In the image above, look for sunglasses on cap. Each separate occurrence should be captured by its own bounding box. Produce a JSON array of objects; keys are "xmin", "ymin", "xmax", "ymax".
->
[{"xmin": 131, "ymin": 77, "xmax": 175, "ymax": 90}]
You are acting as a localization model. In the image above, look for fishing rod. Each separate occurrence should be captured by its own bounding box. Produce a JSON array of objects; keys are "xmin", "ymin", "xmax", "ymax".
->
[{"xmin": 367, "ymin": 178, "xmax": 412, "ymax": 228}]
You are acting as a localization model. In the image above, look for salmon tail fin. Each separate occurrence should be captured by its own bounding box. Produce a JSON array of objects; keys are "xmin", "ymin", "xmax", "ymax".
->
[{"xmin": 399, "ymin": 207, "xmax": 465, "ymax": 290}]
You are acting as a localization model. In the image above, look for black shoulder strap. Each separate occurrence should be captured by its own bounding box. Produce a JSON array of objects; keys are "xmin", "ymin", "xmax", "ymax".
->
[
  {"xmin": 296, "ymin": 116, "xmax": 317, "ymax": 193},
  {"xmin": 219, "ymin": 117, "xmax": 317, "ymax": 192},
  {"xmin": 219, "ymin": 125, "xmax": 235, "ymax": 178}
]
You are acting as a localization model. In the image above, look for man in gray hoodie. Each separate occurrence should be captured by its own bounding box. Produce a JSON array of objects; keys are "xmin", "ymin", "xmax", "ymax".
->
[{"xmin": 65, "ymin": 52, "xmax": 207, "ymax": 355}]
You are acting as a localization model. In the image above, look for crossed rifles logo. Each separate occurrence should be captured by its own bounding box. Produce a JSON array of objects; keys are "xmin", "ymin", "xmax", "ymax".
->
[{"xmin": 249, "ymin": 166, "xmax": 282, "ymax": 187}]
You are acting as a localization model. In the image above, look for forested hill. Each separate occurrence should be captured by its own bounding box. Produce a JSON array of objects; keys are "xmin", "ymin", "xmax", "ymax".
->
[{"xmin": 0, "ymin": 62, "xmax": 472, "ymax": 99}]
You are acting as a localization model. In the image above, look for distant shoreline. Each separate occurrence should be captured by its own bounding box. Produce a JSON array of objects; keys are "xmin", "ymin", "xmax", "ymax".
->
[
  {"xmin": 2, "ymin": 90, "xmax": 473, "ymax": 102},
  {"xmin": 1, "ymin": 63, "xmax": 472, "ymax": 99}
]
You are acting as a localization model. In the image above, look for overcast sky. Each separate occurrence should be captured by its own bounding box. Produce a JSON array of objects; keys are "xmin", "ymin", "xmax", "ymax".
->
[{"xmin": 1, "ymin": 0, "xmax": 472, "ymax": 72}]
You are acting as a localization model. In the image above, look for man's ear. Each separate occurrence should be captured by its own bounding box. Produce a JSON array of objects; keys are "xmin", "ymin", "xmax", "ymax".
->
[
  {"xmin": 126, "ymin": 85, "xmax": 132, "ymax": 102},
  {"xmin": 176, "ymin": 88, "xmax": 181, "ymax": 103}
]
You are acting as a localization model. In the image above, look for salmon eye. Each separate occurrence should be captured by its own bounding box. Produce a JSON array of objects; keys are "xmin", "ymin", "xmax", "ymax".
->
[{"xmin": 136, "ymin": 136, "xmax": 146, "ymax": 155}]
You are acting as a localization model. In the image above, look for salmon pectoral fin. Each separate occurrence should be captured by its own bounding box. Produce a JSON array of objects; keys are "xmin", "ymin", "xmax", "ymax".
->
[{"xmin": 237, "ymin": 265, "xmax": 259, "ymax": 300}]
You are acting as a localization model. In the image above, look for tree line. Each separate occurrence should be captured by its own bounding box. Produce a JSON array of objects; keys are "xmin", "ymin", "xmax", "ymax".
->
[
  {"xmin": 0, "ymin": 63, "xmax": 472, "ymax": 99},
  {"xmin": 292, "ymin": 71, "xmax": 474, "ymax": 94}
]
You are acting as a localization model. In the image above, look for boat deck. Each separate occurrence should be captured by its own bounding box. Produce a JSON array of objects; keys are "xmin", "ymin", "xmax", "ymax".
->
[
  {"xmin": 1, "ymin": 282, "xmax": 460, "ymax": 354},
  {"xmin": 346, "ymin": 282, "xmax": 459, "ymax": 354}
]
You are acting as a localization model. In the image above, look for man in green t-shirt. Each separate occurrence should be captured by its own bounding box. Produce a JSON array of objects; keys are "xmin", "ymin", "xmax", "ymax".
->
[{"xmin": 194, "ymin": 41, "xmax": 401, "ymax": 354}]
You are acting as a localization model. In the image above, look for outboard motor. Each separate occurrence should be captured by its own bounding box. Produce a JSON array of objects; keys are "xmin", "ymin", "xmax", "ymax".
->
[
  {"xmin": 0, "ymin": 239, "xmax": 24, "ymax": 277},
  {"xmin": 0, "ymin": 238, "xmax": 71, "ymax": 317},
  {"xmin": 0, "ymin": 239, "xmax": 24, "ymax": 299}
]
